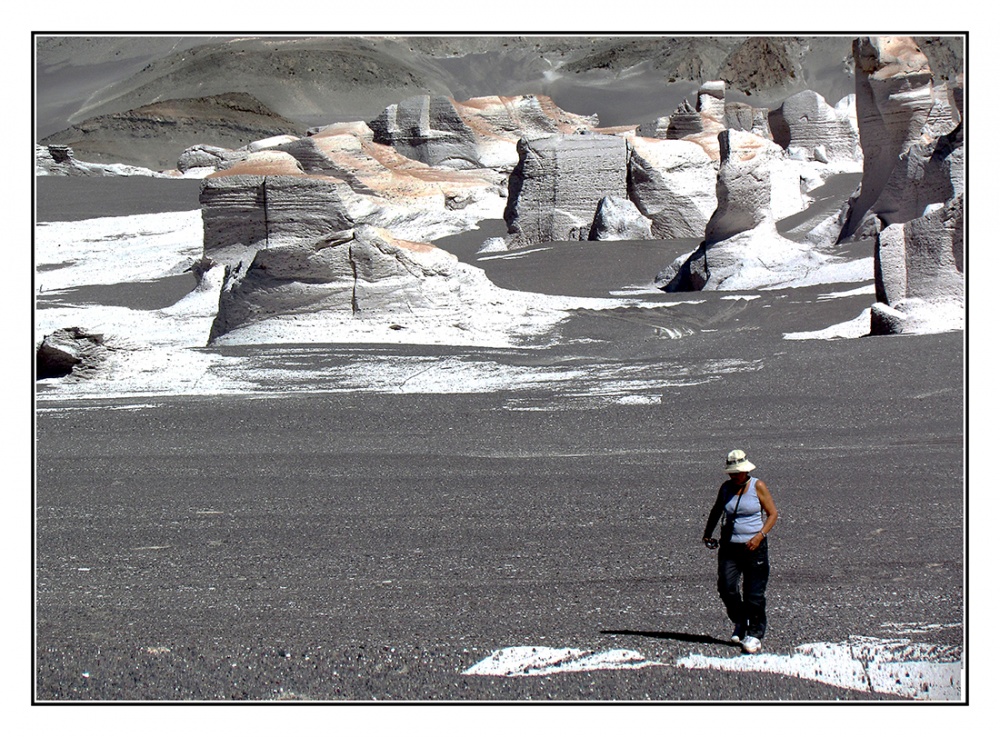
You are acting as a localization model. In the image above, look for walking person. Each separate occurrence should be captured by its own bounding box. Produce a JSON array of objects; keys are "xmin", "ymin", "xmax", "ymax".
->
[{"xmin": 702, "ymin": 449, "xmax": 778, "ymax": 654}]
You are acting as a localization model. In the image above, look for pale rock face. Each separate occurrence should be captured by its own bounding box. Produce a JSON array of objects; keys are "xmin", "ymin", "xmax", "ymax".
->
[
  {"xmin": 177, "ymin": 144, "xmax": 244, "ymax": 173},
  {"xmin": 656, "ymin": 129, "xmax": 821, "ymax": 291},
  {"xmin": 208, "ymin": 225, "xmax": 579, "ymax": 347},
  {"xmin": 199, "ymin": 152, "xmax": 379, "ymax": 266},
  {"xmin": 504, "ymin": 133, "xmax": 629, "ymax": 247},
  {"xmin": 589, "ymin": 195, "xmax": 653, "ymax": 240},
  {"xmin": 199, "ymin": 137, "xmax": 507, "ymax": 266},
  {"xmin": 772, "ymin": 90, "xmax": 863, "ymax": 164},
  {"xmin": 842, "ymin": 36, "xmax": 961, "ymax": 238},
  {"xmin": 369, "ymin": 94, "xmax": 600, "ymax": 172},
  {"xmin": 639, "ymin": 81, "xmax": 770, "ymax": 159},
  {"xmin": 704, "ymin": 130, "xmax": 789, "ymax": 245},
  {"xmin": 871, "ymin": 194, "xmax": 964, "ymax": 335},
  {"xmin": 627, "ymin": 136, "xmax": 718, "ymax": 239},
  {"xmin": 657, "ymin": 222, "xmax": 830, "ymax": 291}
]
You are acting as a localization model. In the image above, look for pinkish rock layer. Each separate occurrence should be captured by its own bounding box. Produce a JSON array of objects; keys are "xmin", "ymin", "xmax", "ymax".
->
[{"xmin": 368, "ymin": 94, "xmax": 599, "ymax": 171}]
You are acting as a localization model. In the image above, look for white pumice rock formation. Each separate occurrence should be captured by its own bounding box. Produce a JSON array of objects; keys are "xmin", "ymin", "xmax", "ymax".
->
[
  {"xmin": 639, "ymin": 81, "xmax": 774, "ymax": 164},
  {"xmin": 870, "ymin": 194, "xmax": 964, "ymax": 335},
  {"xmin": 199, "ymin": 137, "xmax": 506, "ymax": 267},
  {"xmin": 658, "ymin": 129, "xmax": 823, "ymax": 291},
  {"xmin": 841, "ymin": 36, "xmax": 962, "ymax": 239},
  {"xmin": 208, "ymin": 225, "xmax": 589, "ymax": 347},
  {"xmin": 177, "ymin": 144, "xmax": 247, "ymax": 173},
  {"xmin": 832, "ymin": 36, "xmax": 966, "ymax": 335},
  {"xmin": 627, "ymin": 136, "xmax": 718, "ymax": 239},
  {"xmin": 704, "ymin": 130, "xmax": 794, "ymax": 245},
  {"xmin": 503, "ymin": 133, "xmax": 630, "ymax": 247},
  {"xmin": 656, "ymin": 222, "xmax": 831, "ymax": 291},
  {"xmin": 589, "ymin": 195, "xmax": 653, "ymax": 240},
  {"xmin": 771, "ymin": 90, "xmax": 863, "ymax": 165},
  {"xmin": 199, "ymin": 152, "xmax": 379, "ymax": 266},
  {"xmin": 368, "ymin": 94, "xmax": 600, "ymax": 172}
]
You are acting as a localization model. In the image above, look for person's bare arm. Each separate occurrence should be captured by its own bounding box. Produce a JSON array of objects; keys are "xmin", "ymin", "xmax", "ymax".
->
[{"xmin": 746, "ymin": 480, "xmax": 777, "ymax": 551}]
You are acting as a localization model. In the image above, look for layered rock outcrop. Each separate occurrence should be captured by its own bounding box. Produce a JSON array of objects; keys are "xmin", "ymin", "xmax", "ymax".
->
[
  {"xmin": 35, "ymin": 144, "xmax": 162, "ymax": 177},
  {"xmin": 503, "ymin": 133, "xmax": 629, "ymax": 247},
  {"xmin": 627, "ymin": 136, "xmax": 717, "ymax": 239},
  {"xmin": 208, "ymin": 225, "xmax": 568, "ymax": 347},
  {"xmin": 199, "ymin": 132, "xmax": 505, "ymax": 266},
  {"xmin": 368, "ymin": 94, "xmax": 600, "ymax": 171},
  {"xmin": 770, "ymin": 90, "xmax": 862, "ymax": 164},
  {"xmin": 40, "ymin": 92, "xmax": 304, "ymax": 172},
  {"xmin": 638, "ymin": 81, "xmax": 771, "ymax": 160},
  {"xmin": 199, "ymin": 152, "xmax": 378, "ymax": 266}
]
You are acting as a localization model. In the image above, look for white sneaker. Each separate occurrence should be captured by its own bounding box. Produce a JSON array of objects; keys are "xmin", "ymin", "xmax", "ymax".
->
[
  {"xmin": 730, "ymin": 626, "xmax": 744, "ymax": 644},
  {"xmin": 741, "ymin": 636, "xmax": 762, "ymax": 654}
]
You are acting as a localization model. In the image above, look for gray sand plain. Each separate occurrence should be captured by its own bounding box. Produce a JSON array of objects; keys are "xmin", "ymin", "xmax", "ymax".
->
[{"xmin": 34, "ymin": 178, "xmax": 964, "ymax": 701}]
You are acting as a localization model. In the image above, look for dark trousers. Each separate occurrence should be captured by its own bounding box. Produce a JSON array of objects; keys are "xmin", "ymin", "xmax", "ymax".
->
[{"xmin": 717, "ymin": 538, "xmax": 769, "ymax": 639}]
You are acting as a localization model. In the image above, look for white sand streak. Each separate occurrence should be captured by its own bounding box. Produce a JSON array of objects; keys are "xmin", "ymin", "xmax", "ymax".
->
[
  {"xmin": 463, "ymin": 646, "xmax": 663, "ymax": 677},
  {"xmin": 464, "ymin": 636, "xmax": 962, "ymax": 700},
  {"xmin": 676, "ymin": 636, "xmax": 962, "ymax": 700}
]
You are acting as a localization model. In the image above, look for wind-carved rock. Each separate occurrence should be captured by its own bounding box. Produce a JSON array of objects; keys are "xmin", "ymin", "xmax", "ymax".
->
[
  {"xmin": 639, "ymin": 81, "xmax": 772, "ymax": 160},
  {"xmin": 870, "ymin": 195, "xmax": 964, "ymax": 335},
  {"xmin": 589, "ymin": 195, "xmax": 653, "ymax": 241},
  {"xmin": 199, "ymin": 151, "xmax": 378, "ymax": 267},
  {"xmin": 833, "ymin": 36, "xmax": 966, "ymax": 335},
  {"xmin": 704, "ymin": 131, "xmax": 787, "ymax": 245},
  {"xmin": 368, "ymin": 94, "xmax": 600, "ymax": 172},
  {"xmin": 35, "ymin": 144, "xmax": 162, "ymax": 177},
  {"xmin": 36, "ymin": 327, "xmax": 111, "ymax": 380},
  {"xmin": 658, "ymin": 129, "xmax": 825, "ymax": 291},
  {"xmin": 840, "ymin": 36, "xmax": 961, "ymax": 239},
  {"xmin": 208, "ymin": 225, "xmax": 568, "ymax": 347},
  {"xmin": 198, "ymin": 132, "xmax": 506, "ymax": 267},
  {"xmin": 627, "ymin": 136, "xmax": 717, "ymax": 239},
  {"xmin": 770, "ymin": 90, "xmax": 863, "ymax": 164},
  {"xmin": 503, "ymin": 133, "xmax": 629, "ymax": 248}
]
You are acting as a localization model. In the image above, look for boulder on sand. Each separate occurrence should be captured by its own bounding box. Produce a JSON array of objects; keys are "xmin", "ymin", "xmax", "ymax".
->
[{"xmin": 36, "ymin": 327, "xmax": 110, "ymax": 380}]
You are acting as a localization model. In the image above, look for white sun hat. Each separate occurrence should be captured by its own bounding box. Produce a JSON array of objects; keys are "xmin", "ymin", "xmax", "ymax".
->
[{"xmin": 725, "ymin": 449, "xmax": 756, "ymax": 473}]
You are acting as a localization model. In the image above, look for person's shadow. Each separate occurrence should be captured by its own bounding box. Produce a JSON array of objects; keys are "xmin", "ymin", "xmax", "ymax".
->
[{"xmin": 601, "ymin": 629, "xmax": 739, "ymax": 647}]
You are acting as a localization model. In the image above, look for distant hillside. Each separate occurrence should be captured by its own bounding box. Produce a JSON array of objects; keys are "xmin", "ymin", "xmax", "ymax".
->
[{"xmin": 34, "ymin": 34, "xmax": 964, "ymax": 171}]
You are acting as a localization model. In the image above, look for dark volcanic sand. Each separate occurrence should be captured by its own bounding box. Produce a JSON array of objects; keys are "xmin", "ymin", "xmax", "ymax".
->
[
  {"xmin": 35, "ymin": 317, "xmax": 964, "ymax": 701},
  {"xmin": 35, "ymin": 177, "xmax": 203, "ymax": 222}
]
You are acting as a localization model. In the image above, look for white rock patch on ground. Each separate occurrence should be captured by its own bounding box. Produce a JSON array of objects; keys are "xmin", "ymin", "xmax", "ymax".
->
[
  {"xmin": 465, "ymin": 636, "xmax": 962, "ymax": 700},
  {"xmin": 676, "ymin": 636, "xmax": 962, "ymax": 701}
]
